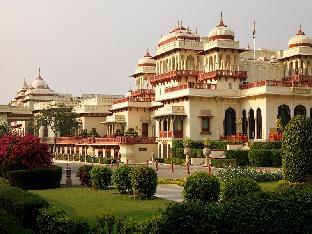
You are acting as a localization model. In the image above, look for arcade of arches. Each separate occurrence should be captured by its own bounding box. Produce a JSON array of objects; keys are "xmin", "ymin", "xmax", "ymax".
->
[{"xmin": 223, "ymin": 104, "xmax": 310, "ymax": 139}]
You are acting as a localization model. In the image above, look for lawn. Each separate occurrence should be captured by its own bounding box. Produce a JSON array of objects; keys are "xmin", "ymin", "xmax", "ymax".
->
[
  {"xmin": 31, "ymin": 186, "xmax": 171, "ymax": 226},
  {"xmin": 259, "ymin": 181, "xmax": 279, "ymax": 191}
]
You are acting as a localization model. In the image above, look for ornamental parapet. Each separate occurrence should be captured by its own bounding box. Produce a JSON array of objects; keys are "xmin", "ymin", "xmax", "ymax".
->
[
  {"xmin": 165, "ymin": 82, "xmax": 217, "ymax": 93},
  {"xmin": 42, "ymin": 136, "xmax": 156, "ymax": 145},
  {"xmin": 198, "ymin": 69, "xmax": 247, "ymax": 81},
  {"xmin": 240, "ymin": 80, "xmax": 312, "ymax": 89},
  {"xmin": 159, "ymin": 130, "xmax": 183, "ymax": 138},
  {"xmin": 150, "ymin": 70, "xmax": 199, "ymax": 84}
]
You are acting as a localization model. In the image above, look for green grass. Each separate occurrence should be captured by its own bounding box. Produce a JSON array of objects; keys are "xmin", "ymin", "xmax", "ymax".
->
[
  {"xmin": 259, "ymin": 181, "xmax": 279, "ymax": 191},
  {"xmin": 31, "ymin": 186, "xmax": 171, "ymax": 226}
]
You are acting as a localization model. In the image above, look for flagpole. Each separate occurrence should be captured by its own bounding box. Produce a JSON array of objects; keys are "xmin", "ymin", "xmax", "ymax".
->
[{"xmin": 253, "ymin": 21, "xmax": 256, "ymax": 60}]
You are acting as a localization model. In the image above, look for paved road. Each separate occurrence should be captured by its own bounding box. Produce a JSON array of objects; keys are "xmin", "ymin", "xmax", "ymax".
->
[{"xmin": 55, "ymin": 161, "xmax": 187, "ymax": 201}]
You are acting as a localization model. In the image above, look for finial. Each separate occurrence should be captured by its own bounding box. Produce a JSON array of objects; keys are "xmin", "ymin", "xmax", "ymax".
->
[
  {"xmin": 177, "ymin": 20, "xmax": 180, "ymax": 26},
  {"xmin": 145, "ymin": 48, "xmax": 151, "ymax": 57},
  {"xmin": 219, "ymin": 11, "xmax": 225, "ymax": 26},
  {"xmin": 297, "ymin": 25, "xmax": 304, "ymax": 35},
  {"xmin": 247, "ymin": 43, "xmax": 250, "ymax": 49},
  {"xmin": 195, "ymin": 27, "xmax": 198, "ymax": 34},
  {"xmin": 39, "ymin": 67, "xmax": 41, "ymax": 77}
]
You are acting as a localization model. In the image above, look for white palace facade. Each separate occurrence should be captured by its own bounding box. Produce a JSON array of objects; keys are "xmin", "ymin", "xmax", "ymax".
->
[{"xmin": 5, "ymin": 15, "xmax": 312, "ymax": 162}]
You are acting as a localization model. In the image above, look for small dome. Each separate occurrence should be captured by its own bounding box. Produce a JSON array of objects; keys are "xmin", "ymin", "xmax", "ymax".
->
[
  {"xmin": 158, "ymin": 21, "xmax": 200, "ymax": 47},
  {"xmin": 31, "ymin": 68, "xmax": 49, "ymax": 89},
  {"xmin": 208, "ymin": 13, "xmax": 235, "ymax": 41},
  {"xmin": 288, "ymin": 26, "xmax": 312, "ymax": 48},
  {"xmin": 137, "ymin": 50, "xmax": 156, "ymax": 67}
]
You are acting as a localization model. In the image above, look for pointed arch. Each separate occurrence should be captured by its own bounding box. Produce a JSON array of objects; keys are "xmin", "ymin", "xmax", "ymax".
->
[
  {"xmin": 242, "ymin": 109, "xmax": 247, "ymax": 135},
  {"xmin": 248, "ymin": 109, "xmax": 255, "ymax": 139},
  {"xmin": 223, "ymin": 107, "xmax": 236, "ymax": 136},
  {"xmin": 256, "ymin": 108, "xmax": 262, "ymax": 139},
  {"xmin": 294, "ymin": 105, "xmax": 306, "ymax": 116},
  {"xmin": 277, "ymin": 104, "xmax": 291, "ymax": 127}
]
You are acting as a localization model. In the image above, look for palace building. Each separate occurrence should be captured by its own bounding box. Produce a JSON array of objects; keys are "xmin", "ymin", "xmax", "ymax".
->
[{"xmin": 6, "ymin": 15, "xmax": 312, "ymax": 163}]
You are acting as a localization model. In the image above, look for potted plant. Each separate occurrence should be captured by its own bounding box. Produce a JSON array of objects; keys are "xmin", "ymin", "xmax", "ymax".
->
[
  {"xmin": 182, "ymin": 137, "xmax": 192, "ymax": 164},
  {"xmin": 202, "ymin": 138, "xmax": 211, "ymax": 167},
  {"xmin": 125, "ymin": 128, "xmax": 138, "ymax": 137}
]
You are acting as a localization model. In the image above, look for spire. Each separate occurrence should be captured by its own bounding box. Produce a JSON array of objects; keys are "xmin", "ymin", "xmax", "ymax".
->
[
  {"xmin": 144, "ymin": 48, "xmax": 151, "ymax": 57},
  {"xmin": 218, "ymin": 11, "xmax": 225, "ymax": 26},
  {"xmin": 297, "ymin": 24, "xmax": 305, "ymax": 35}
]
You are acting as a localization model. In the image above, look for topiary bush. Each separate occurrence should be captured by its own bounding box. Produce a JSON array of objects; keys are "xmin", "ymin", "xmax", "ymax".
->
[
  {"xmin": 0, "ymin": 186, "xmax": 49, "ymax": 230},
  {"xmin": 0, "ymin": 134, "xmax": 51, "ymax": 175},
  {"xmin": 131, "ymin": 166, "xmax": 157, "ymax": 199},
  {"xmin": 248, "ymin": 149, "xmax": 272, "ymax": 167},
  {"xmin": 76, "ymin": 165, "xmax": 93, "ymax": 186},
  {"xmin": 113, "ymin": 166, "xmax": 133, "ymax": 194},
  {"xmin": 90, "ymin": 166, "xmax": 112, "ymax": 190},
  {"xmin": 36, "ymin": 207, "xmax": 89, "ymax": 234},
  {"xmin": 211, "ymin": 158, "xmax": 237, "ymax": 168},
  {"xmin": 7, "ymin": 166, "xmax": 62, "ymax": 190},
  {"xmin": 250, "ymin": 141, "xmax": 282, "ymax": 150},
  {"xmin": 282, "ymin": 115, "xmax": 312, "ymax": 182},
  {"xmin": 183, "ymin": 171, "xmax": 220, "ymax": 203},
  {"xmin": 222, "ymin": 177, "xmax": 261, "ymax": 201},
  {"xmin": 271, "ymin": 149, "xmax": 282, "ymax": 167},
  {"xmin": 224, "ymin": 150, "xmax": 249, "ymax": 166}
]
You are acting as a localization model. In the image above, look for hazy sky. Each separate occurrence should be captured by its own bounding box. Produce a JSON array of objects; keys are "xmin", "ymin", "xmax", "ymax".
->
[{"xmin": 0, "ymin": 0, "xmax": 311, "ymax": 103}]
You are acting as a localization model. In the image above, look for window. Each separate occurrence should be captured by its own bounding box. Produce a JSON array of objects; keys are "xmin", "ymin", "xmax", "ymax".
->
[{"xmin": 201, "ymin": 117, "xmax": 210, "ymax": 133}]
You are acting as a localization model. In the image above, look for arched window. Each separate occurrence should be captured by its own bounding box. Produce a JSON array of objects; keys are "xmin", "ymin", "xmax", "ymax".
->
[
  {"xmin": 223, "ymin": 107, "xmax": 236, "ymax": 136},
  {"xmin": 277, "ymin": 104, "xmax": 291, "ymax": 128},
  {"xmin": 256, "ymin": 108, "xmax": 262, "ymax": 139},
  {"xmin": 294, "ymin": 105, "xmax": 306, "ymax": 116},
  {"xmin": 43, "ymin": 126, "xmax": 49, "ymax": 138},
  {"xmin": 242, "ymin": 110, "xmax": 247, "ymax": 135},
  {"xmin": 248, "ymin": 109, "xmax": 255, "ymax": 139}
]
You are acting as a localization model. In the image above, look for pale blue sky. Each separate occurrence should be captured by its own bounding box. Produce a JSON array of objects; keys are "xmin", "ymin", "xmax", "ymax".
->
[{"xmin": 0, "ymin": 0, "xmax": 311, "ymax": 103}]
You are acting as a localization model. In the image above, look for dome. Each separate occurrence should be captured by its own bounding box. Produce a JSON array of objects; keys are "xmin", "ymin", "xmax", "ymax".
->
[
  {"xmin": 288, "ymin": 26, "xmax": 312, "ymax": 48},
  {"xmin": 137, "ymin": 50, "xmax": 156, "ymax": 67},
  {"xmin": 208, "ymin": 13, "xmax": 235, "ymax": 41},
  {"xmin": 158, "ymin": 21, "xmax": 200, "ymax": 47},
  {"xmin": 31, "ymin": 69, "xmax": 49, "ymax": 89}
]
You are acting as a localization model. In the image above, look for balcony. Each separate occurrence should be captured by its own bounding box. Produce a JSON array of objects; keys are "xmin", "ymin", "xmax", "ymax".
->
[
  {"xmin": 150, "ymin": 70, "xmax": 199, "ymax": 84},
  {"xmin": 159, "ymin": 130, "xmax": 183, "ymax": 138},
  {"xmin": 112, "ymin": 97, "xmax": 154, "ymax": 105},
  {"xmin": 198, "ymin": 70, "xmax": 247, "ymax": 81},
  {"xmin": 130, "ymin": 89, "xmax": 155, "ymax": 97},
  {"xmin": 240, "ymin": 79, "xmax": 312, "ymax": 90}
]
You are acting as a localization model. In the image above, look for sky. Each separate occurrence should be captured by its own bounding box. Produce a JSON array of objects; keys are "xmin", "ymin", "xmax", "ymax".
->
[{"xmin": 0, "ymin": 0, "xmax": 311, "ymax": 104}]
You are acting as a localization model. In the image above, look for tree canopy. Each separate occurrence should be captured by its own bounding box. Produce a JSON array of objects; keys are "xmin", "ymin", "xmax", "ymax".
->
[
  {"xmin": 0, "ymin": 119, "xmax": 11, "ymax": 138},
  {"xmin": 35, "ymin": 105, "xmax": 81, "ymax": 137}
]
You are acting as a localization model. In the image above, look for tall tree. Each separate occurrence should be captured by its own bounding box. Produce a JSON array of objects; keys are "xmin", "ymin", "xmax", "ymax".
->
[
  {"xmin": 35, "ymin": 105, "xmax": 81, "ymax": 137},
  {"xmin": 0, "ymin": 119, "xmax": 11, "ymax": 138}
]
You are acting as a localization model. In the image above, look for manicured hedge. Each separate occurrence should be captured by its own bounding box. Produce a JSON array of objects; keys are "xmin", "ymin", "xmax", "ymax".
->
[
  {"xmin": 99, "ymin": 158, "xmax": 117, "ymax": 164},
  {"xmin": 113, "ymin": 166, "xmax": 133, "ymax": 194},
  {"xmin": 36, "ymin": 207, "xmax": 89, "ymax": 234},
  {"xmin": 76, "ymin": 165, "xmax": 93, "ymax": 186},
  {"xmin": 249, "ymin": 141, "xmax": 282, "ymax": 150},
  {"xmin": 224, "ymin": 150, "xmax": 249, "ymax": 166},
  {"xmin": 90, "ymin": 166, "xmax": 112, "ymax": 190},
  {"xmin": 131, "ymin": 166, "xmax": 157, "ymax": 199},
  {"xmin": 155, "ymin": 187, "xmax": 312, "ymax": 233},
  {"xmin": 7, "ymin": 166, "xmax": 62, "ymax": 190},
  {"xmin": 0, "ymin": 209, "xmax": 33, "ymax": 234},
  {"xmin": 0, "ymin": 186, "xmax": 49, "ymax": 229},
  {"xmin": 211, "ymin": 159, "xmax": 237, "ymax": 168},
  {"xmin": 248, "ymin": 149, "xmax": 282, "ymax": 167}
]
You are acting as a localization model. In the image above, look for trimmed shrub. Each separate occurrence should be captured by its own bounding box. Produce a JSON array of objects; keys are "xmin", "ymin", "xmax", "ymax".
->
[
  {"xmin": 282, "ymin": 115, "xmax": 312, "ymax": 182},
  {"xmin": 158, "ymin": 178, "xmax": 185, "ymax": 187},
  {"xmin": 0, "ymin": 134, "xmax": 51, "ymax": 175},
  {"xmin": 250, "ymin": 141, "xmax": 282, "ymax": 150},
  {"xmin": 99, "ymin": 158, "xmax": 116, "ymax": 164},
  {"xmin": 7, "ymin": 166, "xmax": 62, "ymax": 190},
  {"xmin": 183, "ymin": 171, "xmax": 220, "ymax": 203},
  {"xmin": 93, "ymin": 214, "xmax": 126, "ymax": 234},
  {"xmin": 131, "ymin": 166, "xmax": 158, "ymax": 199},
  {"xmin": 222, "ymin": 177, "xmax": 261, "ymax": 201},
  {"xmin": 248, "ymin": 149, "xmax": 272, "ymax": 167},
  {"xmin": 36, "ymin": 207, "xmax": 89, "ymax": 234},
  {"xmin": 90, "ymin": 166, "xmax": 112, "ymax": 190},
  {"xmin": 211, "ymin": 158, "xmax": 237, "ymax": 168},
  {"xmin": 271, "ymin": 149, "xmax": 282, "ymax": 167},
  {"xmin": 76, "ymin": 165, "xmax": 93, "ymax": 186},
  {"xmin": 113, "ymin": 166, "xmax": 133, "ymax": 194},
  {"xmin": 0, "ymin": 209, "xmax": 33, "ymax": 234},
  {"xmin": 0, "ymin": 186, "xmax": 49, "ymax": 229},
  {"xmin": 225, "ymin": 150, "xmax": 249, "ymax": 166}
]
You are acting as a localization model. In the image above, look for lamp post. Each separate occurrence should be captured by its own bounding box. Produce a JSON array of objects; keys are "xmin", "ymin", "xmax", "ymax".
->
[{"xmin": 65, "ymin": 163, "xmax": 72, "ymax": 187}]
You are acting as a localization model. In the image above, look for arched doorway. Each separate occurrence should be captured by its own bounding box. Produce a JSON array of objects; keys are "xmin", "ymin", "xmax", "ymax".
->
[
  {"xmin": 294, "ymin": 105, "xmax": 306, "ymax": 116},
  {"xmin": 256, "ymin": 108, "xmax": 262, "ymax": 139},
  {"xmin": 248, "ymin": 109, "xmax": 255, "ymax": 139},
  {"xmin": 277, "ymin": 104, "xmax": 291, "ymax": 128},
  {"xmin": 223, "ymin": 107, "xmax": 236, "ymax": 136},
  {"xmin": 242, "ymin": 109, "xmax": 247, "ymax": 135}
]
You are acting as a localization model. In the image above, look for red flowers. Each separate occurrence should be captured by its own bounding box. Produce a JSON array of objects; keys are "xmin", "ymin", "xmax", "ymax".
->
[{"xmin": 0, "ymin": 134, "xmax": 52, "ymax": 171}]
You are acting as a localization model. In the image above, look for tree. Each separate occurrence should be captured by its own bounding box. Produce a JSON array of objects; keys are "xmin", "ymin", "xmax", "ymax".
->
[
  {"xmin": 282, "ymin": 115, "xmax": 312, "ymax": 182},
  {"xmin": 0, "ymin": 118, "xmax": 11, "ymax": 138},
  {"xmin": 35, "ymin": 105, "xmax": 81, "ymax": 137}
]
